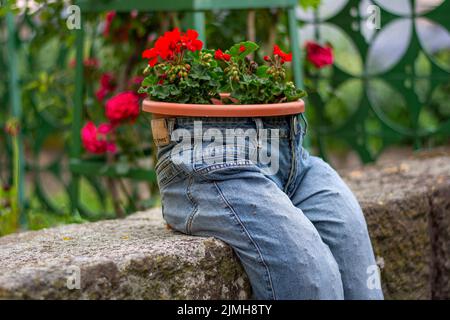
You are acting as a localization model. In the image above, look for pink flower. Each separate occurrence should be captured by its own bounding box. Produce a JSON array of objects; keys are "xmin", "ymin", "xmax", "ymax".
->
[
  {"xmin": 305, "ymin": 41, "xmax": 333, "ymax": 68},
  {"xmin": 81, "ymin": 121, "xmax": 116, "ymax": 154},
  {"xmin": 96, "ymin": 73, "xmax": 116, "ymax": 102},
  {"xmin": 105, "ymin": 92, "xmax": 140, "ymax": 125},
  {"xmin": 129, "ymin": 76, "xmax": 146, "ymax": 98},
  {"xmin": 103, "ymin": 11, "xmax": 116, "ymax": 37},
  {"xmin": 96, "ymin": 88, "xmax": 108, "ymax": 102},
  {"xmin": 129, "ymin": 76, "xmax": 144, "ymax": 86}
]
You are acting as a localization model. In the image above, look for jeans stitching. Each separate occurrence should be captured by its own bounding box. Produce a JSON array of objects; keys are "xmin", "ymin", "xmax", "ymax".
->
[
  {"xmin": 213, "ymin": 181, "xmax": 276, "ymax": 300},
  {"xmin": 195, "ymin": 160, "xmax": 253, "ymax": 175},
  {"xmin": 156, "ymin": 153, "xmax": 183, "ymax": 189},
  {"xmin": 284, "ymin": 120, "xmax": 297, "ymax": 194},
  {"xmin": 185, "ymin": 176, "xmax": 199, "ymax": 235}
]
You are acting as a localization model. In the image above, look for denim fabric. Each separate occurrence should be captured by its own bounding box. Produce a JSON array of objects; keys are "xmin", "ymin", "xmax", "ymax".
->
[{"xmin": 155, "ymin": 115, "xmax": 384, "ymax": 300}]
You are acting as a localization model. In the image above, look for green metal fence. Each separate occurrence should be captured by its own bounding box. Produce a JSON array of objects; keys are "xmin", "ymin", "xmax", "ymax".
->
[
  {"xmin": 1, "ymin": 0, "xmax": 302, "ymax": 222},
  {"xmin": 298, "ymin": 0, "xmax": 450, "ymax": 163}
]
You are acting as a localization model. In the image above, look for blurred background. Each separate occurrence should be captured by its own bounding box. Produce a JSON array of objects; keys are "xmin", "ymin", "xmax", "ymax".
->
[{"xmin": 1, "ymin": 0, "xmax": 449, "ymax": 235}]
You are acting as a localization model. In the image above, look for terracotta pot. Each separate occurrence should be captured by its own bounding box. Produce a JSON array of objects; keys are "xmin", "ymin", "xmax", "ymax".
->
[{"xmin": 142, "ymin": 95, "xmax": 305, "ymax": 118}]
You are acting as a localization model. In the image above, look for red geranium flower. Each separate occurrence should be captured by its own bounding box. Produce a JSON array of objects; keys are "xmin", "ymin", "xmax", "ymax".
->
[
  {"xmin": 142, "ymin": 48, "xmax": 159, "ymax": 67},
  {"xmin": 105, "ymin": 92, "xmax": 140, "ymax": 125},
  {"xmin": 142, "ymin": 28, "xmax": 203, "ymax": 67},
  {"xmin": 305, "ymin": 41, "xmax": 333, "ymax": 68},
  {"xmin": 81, "ymin": 121, "xmax": 116, "ymax": 154},
  {"xmin": 181, "ymin": 29, "xmax": 203, "ymax": 52},
  {"xmin": 239, "ymin": 45, "xmax": 246, "ymax": 53},
  {"xmin": 214, "ymin": 49, "xmax": 231, "ymax": 61},
  {"xmin": 273, "ymin": 45, "xmax": 292, "ymax": 63}
]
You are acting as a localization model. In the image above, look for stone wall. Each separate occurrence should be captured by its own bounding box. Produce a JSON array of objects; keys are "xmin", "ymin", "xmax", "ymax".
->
[
  {"xmin": 0, "ymin": 151, "xmax": 449, "ymax": 299},
  {"xmin": 342, "ymin": 150, "xmax": 450, "ymax": 299}
]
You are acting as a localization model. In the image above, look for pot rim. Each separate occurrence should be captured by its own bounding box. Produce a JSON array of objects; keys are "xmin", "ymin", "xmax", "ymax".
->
[{"xmin": 142, "ymin": 98, "xmax": 305, "ymax": 117}]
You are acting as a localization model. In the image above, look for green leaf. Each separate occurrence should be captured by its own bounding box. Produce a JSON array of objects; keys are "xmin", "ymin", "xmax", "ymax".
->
[
  {"xmin": 141, "ymin": 74, "xmax": 157, "ymax": 87},
  {"xmin": 229, "ymin": 41, "xmax": 259, "ymax": 60},
  {"xmin": 256, "ymin": 65, "xmax": 269, "ymax": 78}
]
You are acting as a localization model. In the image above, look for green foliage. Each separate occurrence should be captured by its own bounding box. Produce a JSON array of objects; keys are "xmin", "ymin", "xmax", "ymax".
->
[
  {"xmin": 222, "ymin": 41, "xmax": 306, "ymax": 103},
  {"xmin": 140, "ymin": 40, "xmax": 306, "ymax": 104},
  {"xmin": 27, "ymin": 211, "xmax": 87, "ymax": 231},
  {"xmin": 231, "ymin": 74, "xmax": 306, "ymax": 104},
  {"xmin": 229, "ymin": 41, "xmax": 259, "ymax": 59},
  {"xmin": 140, "ymin": 51, "xmax": 222, "ymax": 104},
  {"xmin": 0, "ymin": 185, "xmax": 18, "ymax": 236}
]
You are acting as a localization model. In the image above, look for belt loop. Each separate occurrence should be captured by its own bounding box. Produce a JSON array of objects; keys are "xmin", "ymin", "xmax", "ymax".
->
[
  {"xmin": 292, "ymin": 115, "xmax": 299, "ymax": 135},
  {"xmin": 167, "ymin": 118, "xmax": 176, "ymax": 141},
  {"xmin": 253, "ymin": 118, "xmax": 264, "ymax": 149}
]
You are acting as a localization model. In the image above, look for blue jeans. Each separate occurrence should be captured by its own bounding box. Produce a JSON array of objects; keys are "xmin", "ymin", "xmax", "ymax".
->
[{"xmin": 155, "ymin": 115, "xmax": 383, "ymax": 300}]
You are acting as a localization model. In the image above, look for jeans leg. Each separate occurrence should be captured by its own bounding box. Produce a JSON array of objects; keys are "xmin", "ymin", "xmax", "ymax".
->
[
  {"xmin": 290, "ymin": 152, "xmax": 384, "ymax": 300},
  {"xmin": 170, "ymin": 170, "xmax": 345, "ymax": 300}
]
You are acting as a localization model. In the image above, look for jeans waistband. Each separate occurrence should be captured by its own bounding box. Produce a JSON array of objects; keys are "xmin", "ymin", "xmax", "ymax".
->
[
  {"xmin": 174, "ymin": 115, "xmax": 292, "ymax": 126},
  {"xmin": 170, "ymin": 115, "xmax": 306, "ymax": 139}
]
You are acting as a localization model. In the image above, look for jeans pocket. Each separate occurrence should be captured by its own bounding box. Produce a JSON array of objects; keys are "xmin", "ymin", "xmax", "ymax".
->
[
  {"xmin": 179, "ymin": 142, "xmax": 261, "ymax": 180},
  {"xmin": 159, "ymin": 176, "xmax": 196, "ymax": 234},
  {"xmin": 155, "ymin": 152, "xmax": 186, "ymax": 190}
]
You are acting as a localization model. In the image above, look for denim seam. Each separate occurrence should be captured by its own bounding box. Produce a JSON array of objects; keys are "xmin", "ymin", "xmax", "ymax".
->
[
  {"xmin": 287, "ymin": 133, "xmax": 304, "ymax": 198},
  {"xmin": 185, "ymin": 176, "xmax": 199, "ymax": 235},
  {"xmin": 158, "ymin": 171, "xmax": 178, "ymax": 189},
  {"xmin": 283, "ymin": 120, "xmax": 297, "ymax": 194},
  {"xmin": 213, "ymin": 181, "xmax": 276, "ymax": 300},
  {"xmin": 157, "ymin": 164, "xmax": 185, "ymax": 190},
  {"xmin": 195, "ymin": 160, "xmax": 253, "ymax": 176}
]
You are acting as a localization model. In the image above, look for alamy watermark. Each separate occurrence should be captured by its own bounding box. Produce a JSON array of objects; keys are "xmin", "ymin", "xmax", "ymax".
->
[
  {"xmin": 169, "ymin": 121, "xmax": 281, "ymax": 175},
  {"xmin": 366, "ymin": 5, "xmax": 381, "ymax": 30},
  {"xmin": 366, "ymin": 256, "xmax": 384, "ymax": 290},
  {"xmin": 66, "ymin": 5, "xmax": 81, "ymax": 30},
  {"xmin": 66, "ymin": 265, "xmax": 81, "ymax": 290}
]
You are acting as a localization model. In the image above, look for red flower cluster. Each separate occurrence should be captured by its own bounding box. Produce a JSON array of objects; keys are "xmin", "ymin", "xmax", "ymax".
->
[
  {"xmin": 305, "ymin": 41, "xmax": 333, "ymax": 69},
  {"xmin": 214, "ymin": 49, "xmax": 231, "ymax": 61},
  {"xmin": 103, "ymin": 11, "xmax": 132, "ymax": 42},
  {"xmin": 142, "ymin": 28, "xmax": 203, "ymax": 67},
  {"xmin": 96, "ymin": 73, "xmax": 117, "ymax": 102},
  {"xmin": 81, "ymin": 122, "xmax": 116, "ymax": 154},
  {"xmin": 273, "ymin": 45, "xmax": 292, "ymax": 63},
  {"xmin": 105, "ymin": 92, "xmax": 140, "ymax": 125},
  {"xmin": 81, "ymin": 91, "xmax": 140, "ymax": 155}
]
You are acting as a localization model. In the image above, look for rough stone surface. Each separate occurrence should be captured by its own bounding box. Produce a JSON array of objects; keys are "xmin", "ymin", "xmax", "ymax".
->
[
  {"xmin": 0, "ymin": 210, "xmax": 250, "ymax": 299},
  {"xmin": 342, "ymin": 150, "xmax": 450, "ymax": 300},
  {"xmin": 0, "ymin": 150, "xmax": 449, "ymax": 299}
]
